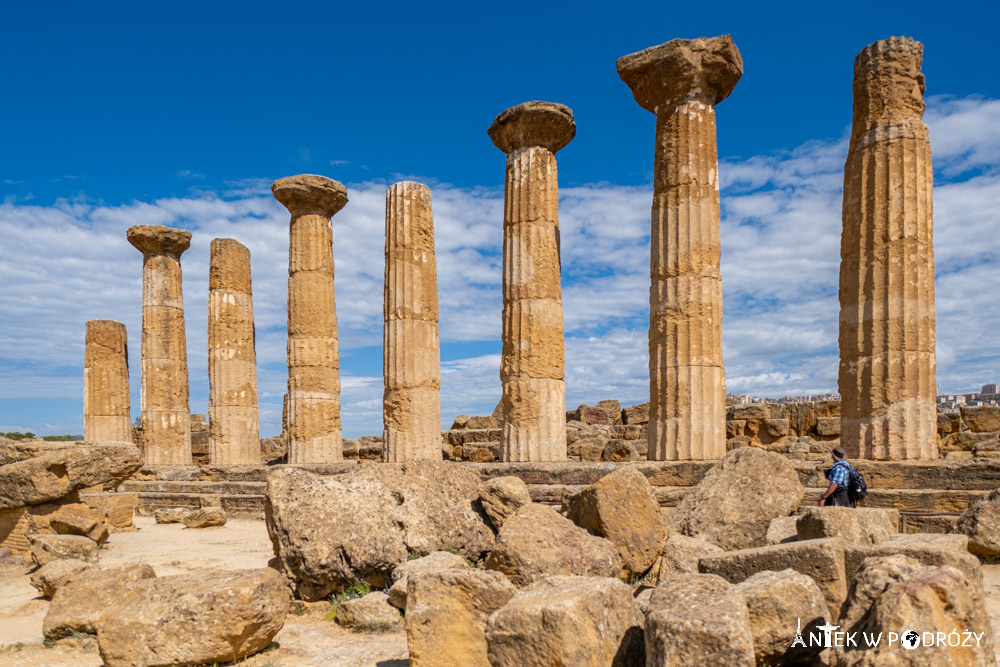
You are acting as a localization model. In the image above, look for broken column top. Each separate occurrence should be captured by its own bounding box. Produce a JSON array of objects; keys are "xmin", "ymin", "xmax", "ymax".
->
[
  {"xmin": 126, "ymin": 225, "xmax": 191, "ymax": 256},
  {"xmin": 86, "ymin": 319, "xmax": 126, "ymax": 346},
  {"xmin": 209, "ymin": 238, "xmax": 252, "ymax": 292},
  {"xmin": 617, "ymin": 35, "xmax": 743, "ymax": 112},
  {"xmin": 853, "ymin": 36, "xmax": 925, "ymax": 128},
  {"xmin": 271, "ymin": 174, "xmax": 348, "ymax": 217},
  {"xmin": 488, "ymin": 101, "xmax": 576, "ymax": 154}
]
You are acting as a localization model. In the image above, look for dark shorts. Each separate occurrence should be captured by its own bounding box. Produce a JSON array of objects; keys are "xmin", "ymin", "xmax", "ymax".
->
[{"xmin": 827, "ymin": 486, "xmax": 854, "ymax": 508}]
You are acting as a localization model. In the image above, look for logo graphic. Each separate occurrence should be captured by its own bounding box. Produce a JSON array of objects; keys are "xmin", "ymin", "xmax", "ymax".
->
[
  {"xmin": 790, "ymin": 618, "xmax": 806, "ymax": 648},
  {"xmin": 902, "ymin": 631, "xmax": 920, "ymax": 649}
]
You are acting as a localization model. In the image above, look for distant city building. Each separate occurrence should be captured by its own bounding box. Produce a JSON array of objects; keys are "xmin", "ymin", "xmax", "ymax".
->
[{"xmin": 936, "ymin": 383, "xmax": 999, "ymax": 411}]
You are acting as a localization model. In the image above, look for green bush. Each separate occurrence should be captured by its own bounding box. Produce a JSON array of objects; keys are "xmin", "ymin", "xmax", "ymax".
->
[{"xmin": 4, "ymin": 431, "xmax": 35, "ymax": 440}]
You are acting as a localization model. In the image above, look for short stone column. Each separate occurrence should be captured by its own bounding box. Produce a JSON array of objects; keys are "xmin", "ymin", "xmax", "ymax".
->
[
  {"xmin": 839, "ymin": 37, "xmax": 937, "ymax": 460},
  {"xmin": 127, "ymin": 225, "xmax": 193, "ymax": 464},
  {"xmin": 488, "ymin": 101, "xmax": 575, "ymax": 461},
  {"xmin": 618, "ymin": 36, "xmax": 742, "ymax": 460},
  {"xmin": 83, "ymin": 320, "xmax": 131, "ymax": 443},
  {"xmin": 208, "ymin": 238, "xmax": 260, "ymax": 464},
  {"xmin": 272, "ymin": 175, "xmax": 348, "ymax": 463},
  {"xmin": 383, "ymin": 182, "xmax": 442, "ymax": 461}
]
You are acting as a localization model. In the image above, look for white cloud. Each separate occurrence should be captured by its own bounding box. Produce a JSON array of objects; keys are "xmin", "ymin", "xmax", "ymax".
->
[{"xmin": 1, "ymin": 95, "xmax": 998, "ymax": 437}]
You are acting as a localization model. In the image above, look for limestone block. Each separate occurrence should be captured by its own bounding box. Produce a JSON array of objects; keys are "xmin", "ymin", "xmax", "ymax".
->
[
  {"xmin": 84, "ymin": 320, "xmax": 131, "ymax": 443},
  {"xmin": 387, "ymin": 550, "xmax": 467, "ymax": 610},
  {"xmin": 843, "ymin": 543, "xmax": 982, "ymax": 589},
  {"xmin": 29, "ymin": 534, "xmax": 99, "ymax": 567},
  {"xmin": 698, "ymin": 538, "xmax": 847, "ymax": 618},
  {"xmin": 335, "ymin": 591, "xmax": 400, "ymax": 628},
  {"xmin": 644, "ymin": 573, "xmax": 755, "ymax": 667},
  {"xmin": 656, "ymin": 533, "xmax": 724, "ymax": 584},
  {"xmin": 953, "ymin": 488, "xmax": 1000, "ymax": 556},
  {"xmin": 30, "ymin": 560, "xmax": 98, "ymax": 598},
  {"xmin": 485, "ymin": 575, "xmax": 645, "ymax": 667},
  {"xmin": 566, "ymin": 467, "xmax": 667, "ymax": 576},
  {"xmin": 154, "ymin": 507, "xmax": 191, "ymax": 524},
  {"xmin": 44, "ymin": 563, "xmax": 156, "ymax": 638},
  {"xmin": 182, "ymin": 506, "xmax": 227, "ymax": 528},
  {"xmin": 405, "ymin": 569, "xmax": 516, "ymax": 667},
  {"xmin": 478, "ymin": 476, "xmax": 531, "ymax": 530},
  {"xmin": 961, "ymin": 405, "xmax": 1000, "ymax": 433},
  {"xmin": 766, "ymin": 516, "xmax": 800, "ymax": 545},
  {"xmin": 736, "ymin": 569, "xmax": 828, "ymax": 666},
  {"xmin": 796, "ymin": 506, "xmax": 899, "ymax": 545},
  {"xmin": 97, "ymin": 569, "xmax": 289, "ymax": 667},
  {"xmin": 28, "ymin": 502, "xmax": 110, "ymax": 545},
  {"xmin": 602, "ymin": 439, "xmax": 647, "ymax": 461},
  {"xmin": 622, "ymin": 402, "xmax": 649, "ymax": 425},
  {"xmin": 484, "ymin": 503, "xmax": 622, "ymax": 586}
]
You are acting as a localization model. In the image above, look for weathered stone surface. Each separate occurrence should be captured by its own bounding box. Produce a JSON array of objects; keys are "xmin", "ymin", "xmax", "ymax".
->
[
  {"xmin": 266, "ymin": 462, "xmax": 493, "ymax": 600},
  {"xmin": 485, "ymin": 575, "xmax": 644, "ymax": 667},
  {"xmin": 656, "ymin": 533, "xmax": 724, "ymax": 584},
  {"xmin": 388, "ymin": 550, "xmax": 467, "ymax": 609},
  {"xmin": 30, "ymin": 559, "xmax": 97, "ymax": 598},
  {"xmin": 208, "ymin": 238, "xmax": 260, "ymax": 465},
  {"xmin": 29, "ymin": 534, "xmax": 98, "ymax": 567},
  {"xmin": 844, "ymin": 542, "xmax": 983, "ymax": 588},
  {"xmin": 97, "ymin": 568, "xmax": 289, "ymax": 667},
  {"xmin": 84, "ymin": 320, "xmax": 132, "ymax": 443},
  {"xmin": 839, "ymin": 37, "xmax": 937, "ymax": 460},
  {"xmin": 622, "ymin": 401, "xmax": 650, "ymax": 425},
  {"xmin": 478, "ymin": 476, "xmax": 531, "ymax": 530},
  {"xmin": 0, "ymin": 443, "xmax": 142, "ymax": 509},
  {"xmin": 490, "ymin": 102, "xmax": 573, "ymax": 462},
  {"xmin": 669, "ymin": 447, "xmax": 804, "ymax": 550},
  {"xmin": 602, "ymin": 439, "xmax": 647, "ymax": 461},
  {"xmin": 567, "ymin": 467, "xmax": 667, "ymax": 575},
  {"xmin": 154, "ymin": 507, "xmax": 191, "ymax": 524},
  {"xmin": 736, "ymin": 569, "xmax": 828, "ymax": 666},
  {"xmin": 273, "ymin": 174, "xmax": 348, "ymax": 464},
  {"xmin": 644, "ymin": 573, "xmax": 755, "ymax": 666},
  {"xmin": 699, "ymin": 538, "xmax": 847, "ymax": 617},
  {"xmin": 485, "ymin": 503, "xmax": 622, "ymax": 586},
  {"xmin": 766, "ymin": 516, "xmax": 799, "ymax": 545},
  {"xmin": 882, "ymin": 532, "xmax": 969, "ymax": 551},
  {"xmin": 182, "ymin": 506, "xmax": 227, "ymax": 528},
  {"xmin": 961, "ymin": 405, "xmax": 1000, "ymax": 434},
  {"xmin": 80, "ymin": 492, "xmax": 137, "ymax": 531},
  {"xmin": 335, "ymin": 591, "xmax": 401, "ymax": 628},
  {"xmin": 29, "ymin": 502, "xmax": 110, "ymax": 545},
  {"xmin": 384, "ymin": 182, "xmax": 441, "ymax": 462},
  {"xmin": 953, "ymin": 488, "xmax": 1000, "ymax": 556},
  {"xmin": 405, "ymin": 569, "xmax": 516, "ymax": 667},
  {"xmin": 796, "ymin": 506, "xmax": 899, "ymax": 545},
  {"xmin": 128, "ymin": 225, "xmax": 193, "ymax": 465},
  {"xmin": 618, "ymin": 36, "xmax": 741, "ymax": 462},
  {"xmin": 44, "ymin": 563, "xmax": 156, "ymax": 638}
]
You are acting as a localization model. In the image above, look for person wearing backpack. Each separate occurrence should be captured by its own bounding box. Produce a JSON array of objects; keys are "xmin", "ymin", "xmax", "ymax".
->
[{"xmin": 818, "ymin": 446, "xmax": 856, "ymax": 507}]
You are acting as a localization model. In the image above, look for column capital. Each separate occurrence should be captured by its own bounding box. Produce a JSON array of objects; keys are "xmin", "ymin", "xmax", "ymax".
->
[
  {"xmin": 488, "ymin": 101, "xmax": 576, "ymax": 154},
  {"xmin": 617, "ymin": 35, "xmax": 742, "ymax": 113},
  {"xmin": 853, "ymin": 37, "xmax": 925, "ymax": 127},
  {"xmin": 126, "ymin": 225, "xmax": 191, "ymax": 257},
  {"xmin": 272, "ymin": 174, "xmax": 348, "ymax": 218}
]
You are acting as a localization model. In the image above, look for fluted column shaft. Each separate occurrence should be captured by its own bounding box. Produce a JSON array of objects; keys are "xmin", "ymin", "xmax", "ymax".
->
[
  {"xmin": 208, "ymin": 239, "xmax": 260, "ymax": 464},
  {"xmin": 383, "ymin": 182, "xmax": 441, "ymax": 461},
  {"xmin": 648, "ymin": 102, "xmax": 725, "ymax": 459},
  {"xmin": 84, "ymin": 320, "xmax": 131, "ymax": 443},
  {"xmin": 127, "ymin": 225, "xmax": 192, "ymax": 464},
  {"xmin": 839, "ymin": 37, "xmax": 937, "ymax": 460},
  {"xmin": 489, "ymin": 102, "xmax": 575, "ymax": 462},
  {"xmin": 618, "ymin": 35, "xmax": 742, "ymax": 461},
  {"xmin": 272, "ymin": 175, "xmax": 348, "ymax": 464}
]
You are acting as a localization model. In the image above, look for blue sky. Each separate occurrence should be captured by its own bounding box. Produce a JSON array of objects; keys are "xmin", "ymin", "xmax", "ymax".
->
[{"xmin": 2, "ymin": 1, "xmax": 999, "ymax": 438}]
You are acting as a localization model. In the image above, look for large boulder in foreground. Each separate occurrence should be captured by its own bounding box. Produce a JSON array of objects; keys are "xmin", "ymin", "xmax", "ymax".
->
[
  {"xmin": 736, "ymin": 569, "xmax": 828, "ymax": 666},
  {"xmin": 0, "ymin": 443, "xmax": 142, "ymax": 509},
  {"xmin": 668, "ymin": 447, "xmax": 803, "ymax": 551},
  {"xmin": 656, "ymin": 533, "xmax": 724, "ymax": 584},
  {"xmin": 645, "ymin": 574, "xmax": 755, "ymax": 666},
  {"xmin": 266, "ymin": 462, "xmax": 494, "ymax": 600},
  {"xmin": 43, "ymin": 563, "xmax": 156, "ymax": 638},
  {"xmin": 485, "ymin": 575, "xmax": 644, "ymax": 667},
  {"xmin": 953, "ymin": 488, "xmax": 1000, "ymax": 557},
  {"xmin": 405, "ymin": 569, "xmax": 516, "ymax": 667},
  {"xmin": 97, "ymin": 568, "xmax": 289, "ymax": 667},
  {"xmin": 388, "ymin": 550, "xmax": 468, "ymax": 610},
  {"xmin": 566, "ymin": 467, "xmax": 667, "ymax": 576},
  {"xmin": 485, "ymin": 503, "xmax": 622, "ymax": 586}
]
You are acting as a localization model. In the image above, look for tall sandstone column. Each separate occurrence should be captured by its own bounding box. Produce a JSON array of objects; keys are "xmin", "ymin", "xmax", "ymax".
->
[
  {"xmin": 488, "ymin": 101, "xmax": 575, "ymax": 461},
  {"xmin": 272, "ymin": 175, "xmax": 348, "ymax": 463},
  {"xmin": 618, "ymin": 36, "xmax": 742, "ymax": 460},
  {"xmin": 127, "ymin": 225, "xmax": 192, "ymax": 464},
  {"xmin": 83, "ymin": 320, "xmax": 131, "ymax": 443},
  {"xmin": 839, "ymin": 37, "xmax": 937, "ymax": 460},
  {"xmin": 208, "ymin": 238, "xmax": 260, "ymax": 464},
  {"xmin": 383, "ymin": 182, "xmax": 441, "ymax": 461}
]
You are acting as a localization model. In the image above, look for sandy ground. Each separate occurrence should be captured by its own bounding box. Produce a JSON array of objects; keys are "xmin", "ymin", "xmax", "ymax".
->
[
  {"xmin": 3, "ymin": 518, "xmax": 1000, "ymax": 666},
  {"xmin": 0, "ymin": 517, "xmax": 408, "ymax": 666}
]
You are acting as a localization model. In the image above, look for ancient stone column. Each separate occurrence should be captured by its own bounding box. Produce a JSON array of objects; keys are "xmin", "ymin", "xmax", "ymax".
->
[
  {"xmin": 208, "ymin": 238, "xmax": 260, "ymax": 464},
  {"xmin": 839, "ymin": 37, "xmax": 937, "ymax": 460},
  {"xmin": 618, "ymin": 36, "xmax": 742, "ymax": 460},
  {"xmin": 83, "ymin": 320, "xmax": 131, "ymax": 443},
  {"xmin": 383, "ymin": 182, "xmax": 442, "ymax": 461},
  {"xmin": 127, "ymin": 225, "xmax": 193, "ymax": 464},
  {"xmin": 272, "ymin": 175, "xmax": 348, "ymax": 463},
  {"xmin": 488, "ymin": 101, "xmax": 575, "ymax": 462}
]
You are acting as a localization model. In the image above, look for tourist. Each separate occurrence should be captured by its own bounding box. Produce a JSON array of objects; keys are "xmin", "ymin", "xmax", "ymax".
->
[{"xmin": 818, "ymin": 446, "xmax": 855, "ymax": 507}]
